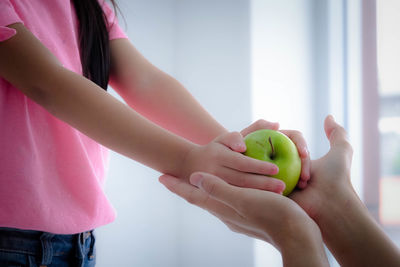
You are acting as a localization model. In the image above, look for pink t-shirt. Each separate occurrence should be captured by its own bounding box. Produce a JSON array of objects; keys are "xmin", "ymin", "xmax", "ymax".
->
[{"xmin": 0, "ymin": 0, "xmax": 127, "ymax": 234}]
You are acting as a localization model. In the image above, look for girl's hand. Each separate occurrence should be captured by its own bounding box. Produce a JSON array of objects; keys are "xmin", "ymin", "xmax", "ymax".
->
[
  {"xmin": 179, "ymin": 131, "xmax": 285, "ymax": 193},
  {"xmin": 159, "ymin": 172, "xmax": 329, "ymax": 267}
]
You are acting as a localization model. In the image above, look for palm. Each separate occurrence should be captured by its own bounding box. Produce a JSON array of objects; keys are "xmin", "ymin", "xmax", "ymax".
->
[{"xmin": 289, "ymin": 148, "xmax": 351, "ymax": 220}]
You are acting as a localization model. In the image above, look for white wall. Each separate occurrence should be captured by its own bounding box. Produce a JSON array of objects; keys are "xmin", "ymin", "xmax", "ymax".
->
[
  {"xmin": 96, "ymin": 1, "xmax": 180, "ymax": 267},
  {"xmin": 251, "ymin": 0, "xmax": 314, "ymax": 140},
  {"xmin": 96, "ymin": 1, "xmax": 254, "ymax": 266},
  {"xmin": 173, "ymin": 1, "xmax": 254, "ymax": 267}
]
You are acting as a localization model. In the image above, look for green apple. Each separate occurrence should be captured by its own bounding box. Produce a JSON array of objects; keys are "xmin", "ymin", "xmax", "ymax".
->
[{"xmin": 243, "ymin": 129, "xmax": 301, "ymax": 196}]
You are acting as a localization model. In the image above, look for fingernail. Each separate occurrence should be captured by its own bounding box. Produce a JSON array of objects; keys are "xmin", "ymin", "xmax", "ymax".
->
[
  {"xmin": 298, "ymin": 180, "xmax": 307, "ymax": 189},
  {"xmin": 158, "ymin": 176, "xmax": 167, "ymax": 185},
  {"xmin": 158, "ymin": 175, "xmax": 177, "ymax": 187},
  {"xmin": 235, "ymin": 142, "xmax": 246, "ymax": 151},
  {"xmin": 302, "ymin": 147, "xmax": 309, "ymax": 157},
  {"xmin": 190, "ymin": 173, "xmax": 203, "ymax": 187},
  {"xmin": 277, "ymin": 182, "xmax": 285, "ymax": 195},
  {"xmin": 272, "ymin": 165, "xmax": 279, "ymax": 174}
]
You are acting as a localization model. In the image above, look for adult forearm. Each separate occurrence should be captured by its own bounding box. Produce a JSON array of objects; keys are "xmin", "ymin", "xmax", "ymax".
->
[{"xmin": 317, "ymin": 187, "xmax": 400, "ymax": 267}]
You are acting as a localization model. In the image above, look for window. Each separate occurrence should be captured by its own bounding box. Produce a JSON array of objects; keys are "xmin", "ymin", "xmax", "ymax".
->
[{"xmin": 377, "ymin": 0, "xmax": 400, "ymax": 244}]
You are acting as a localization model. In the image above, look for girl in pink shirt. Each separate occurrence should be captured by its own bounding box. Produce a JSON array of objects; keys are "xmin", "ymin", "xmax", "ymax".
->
[{"xmin": 0, "ymin": 0, "xmax": 310, "ymax": 266}]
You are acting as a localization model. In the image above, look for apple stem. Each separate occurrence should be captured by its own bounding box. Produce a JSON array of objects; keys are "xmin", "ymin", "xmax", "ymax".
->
[{"xmin": 268, "ymin": 136, "xmax": 276, "ymax": 159}]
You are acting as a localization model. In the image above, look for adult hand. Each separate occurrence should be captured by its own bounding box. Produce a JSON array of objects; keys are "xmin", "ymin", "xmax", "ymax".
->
[
  {"xmin": 159, "ymin": 172, "xmax": 328, "ymax": 267},
  {"xmin": 290, "ymin": 115, "xmax": 400, "ymax": 267},
  {"xmin": 289, "ymin": 115, "xmax": 354, "ymax": 221}
]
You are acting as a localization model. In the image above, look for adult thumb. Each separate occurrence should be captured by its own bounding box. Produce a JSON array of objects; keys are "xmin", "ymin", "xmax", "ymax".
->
[{"xmin": 324, "ymin": 115, "xmax": 352, "ymax": 153}]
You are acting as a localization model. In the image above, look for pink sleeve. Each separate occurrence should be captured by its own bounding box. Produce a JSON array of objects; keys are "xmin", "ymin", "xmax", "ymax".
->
[
  {"xmin": 0, "ymin": 0, "xmax": 23, "ymax": 42},
  {"xmin": 100, "ymin": 1, "xmax": 128, "ymax": 40}
]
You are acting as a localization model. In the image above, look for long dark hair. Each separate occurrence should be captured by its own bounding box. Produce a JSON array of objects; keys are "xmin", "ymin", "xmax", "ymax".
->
[{"xmin": 72, "ymin": 0, "xmax": 118, "ymax": 90}]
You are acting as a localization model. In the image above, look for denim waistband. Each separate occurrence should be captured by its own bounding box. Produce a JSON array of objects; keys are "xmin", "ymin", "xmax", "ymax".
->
[{"xmin": 0, "ymin": 227, "xmax": 95, "ymax": 265}]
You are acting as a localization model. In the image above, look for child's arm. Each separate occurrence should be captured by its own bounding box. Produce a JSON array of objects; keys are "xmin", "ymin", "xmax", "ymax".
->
[
  {"xmin": 0, "ymin": 23, "xmax": 190, "ymax": 175},
  {"xmin": 0, "ymin": 23, "xmax": 283, "ymax": 191},
  {"xmin": 108, "ymin": 39, "xmax": 226, "ymax": 145}
]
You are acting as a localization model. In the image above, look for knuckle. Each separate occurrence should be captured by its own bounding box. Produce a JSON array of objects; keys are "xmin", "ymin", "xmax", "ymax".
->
[
  {"xmin": 185, "ymin": 194, "xmax": 198, "ymax": 205},
  {"xmin": 292, "ymin": 130, "xmax": 304, "ymax": 139},
  {"xmin": 292, "ymin": 130, "xmax": 301, "ymax": 135},
  {"xmin": 330, "ymin": 128, "xmax": 339, "ymax": 140},
  {"xmin": 235, "ymin": 158, "xmax": 249, "ymax": 172},
  {"xmin": 205, "ymin": 145, "xmax": 221, "ymax": 160},
  {"xmin": 203, "ymin": 179, "xmax": 217, "ymax": 196},
  {"xmin": 343, "ymin": 141, "xmax": 353, "ymax": 154},
  {"xmin": 235, "ymin": 175, "xmax": 247, "ymax": 187},
  {"xmin": 231, "ymin": 131, "xmax": 243, "ymax": 139},
  {"xmin": 185, "ymin": 187, "xmax": 200, "ymax": 205},
  {"xmin": 260, "ymin": 179, "xmax": 275, "ymax": 191},
  {"xmin": 214, "ymin": 131, "xmax": 229, "ymax": 142},
  {"xmin": 255, "ymin": 119, "xmax": 267, "ymax": 128}
]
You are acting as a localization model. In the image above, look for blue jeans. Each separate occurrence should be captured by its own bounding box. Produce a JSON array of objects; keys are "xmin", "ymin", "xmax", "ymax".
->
[{"xmin": 0, "ymin": 227, "xmax": 96, "ymax": 267}]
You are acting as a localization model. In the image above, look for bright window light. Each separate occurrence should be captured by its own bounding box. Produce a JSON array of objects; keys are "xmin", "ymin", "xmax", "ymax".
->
[
  {"xmin": 380, "ymin": 177, "xmax": 400, "ymax": 225},
  {"xmin": 379, "ymin": 117, "xmax": 400, "ymax": 134}
]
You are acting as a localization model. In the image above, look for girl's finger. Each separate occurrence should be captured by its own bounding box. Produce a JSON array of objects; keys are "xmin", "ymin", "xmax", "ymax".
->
[
  {"xmin": 299, "ymin": 153, "xmax": 311, "ymax": 183},
  {"xmin": 279, "ymin": 129, "xmax": 311, "ymax": 181},
  {"xmin": 221, "ymin": 150, "xmax": 279, "ymax": 176},
  {"xmin": 215, "ymin": 131, "xmax": 246, "ymax": 153},
  {"xmin": 241, "ymin": 119, "xmax": 280, "ymax": 137},
  {"xmin": 215, "ymin": 167, "xmax": 285, "ymax": 193},
  {"xmin": 279, "ymin": 130, "xmax": 309, "ymax": 158}
]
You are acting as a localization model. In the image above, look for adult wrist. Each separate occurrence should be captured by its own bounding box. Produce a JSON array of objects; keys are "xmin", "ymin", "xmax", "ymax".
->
[
  {"xmin": 271, "ymin": 209, "xmax": 321, "ymax": 251},
  {"xmin": 314, "ymin": 180, "xmax": 356, "ymax": 227},
  {"xmin": 277, "ymin": 219, "xmax": 328, "ymax": 267}
]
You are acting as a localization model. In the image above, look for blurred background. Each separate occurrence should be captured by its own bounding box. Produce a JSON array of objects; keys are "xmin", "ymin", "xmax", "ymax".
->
[{"xmin": 96, "ymin": 0, "xmax": 400, "ymax": 266}]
